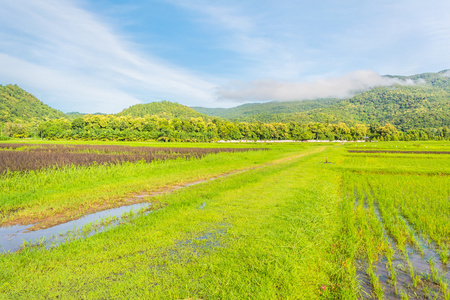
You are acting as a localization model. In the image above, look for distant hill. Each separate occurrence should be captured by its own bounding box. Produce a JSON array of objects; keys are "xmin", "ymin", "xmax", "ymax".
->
[
  {"xmin": 65, "ymin": 112, "xmax": 107, "ymax": 121},
  {"xmin": 192, "ymin": 98, "xmax": 340, "ymax": 119},
  {"xmin": 0, "ymin": 84, "xmax": 66, "ymax": 124},
  {"xmin": 192, "ymin": 70, "xmax": 450, "ymax": 130},
  {"xmin": 304, "ymin": 71, "xmax": 450, "ymax": 129},
  {"xmin": 387, "ymin": 69, "xmax": 450, "ymax": 91},
  {"xmin": 117, "ymin": 101, "xmax": 209, "ymax": 120},
  {"xmin": 307, "ymin": 85, "xmax": 450, "ymax": 130}
]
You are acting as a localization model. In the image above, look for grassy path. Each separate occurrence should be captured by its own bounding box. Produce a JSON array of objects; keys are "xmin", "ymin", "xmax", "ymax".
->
[
  {"xmin": 1, "ymin": 145, "xmax": 357, "ymax": 299},
  {"xmin": 0, "ymin": 143, "xmax": 316, "ymax": 228}
]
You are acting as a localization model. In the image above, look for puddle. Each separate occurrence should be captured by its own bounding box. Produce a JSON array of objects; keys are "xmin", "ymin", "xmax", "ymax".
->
[
  {"xmin": 0, "ymin": 202, "xmax": 153, "ymax": 253},
  {"xmin": 0, "ymin": 167, "xmax": 251, "ymax": 254},
  {"xmin": 176, "ymin": 229, "xmax": 226, "ymax": 248}
]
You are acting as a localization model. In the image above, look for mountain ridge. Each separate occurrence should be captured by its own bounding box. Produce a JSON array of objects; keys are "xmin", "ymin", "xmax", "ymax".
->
[
  {"xmin": 190, "ymin": 70, "xmax": 450, "ymax": 130},
  {"xmin": 117, "ymin": 100, "xmax": 209, "ymax": 120},
  {"xmin": 0, "ymin": 84, "xmax": 65, "ymax": 124},
  {"xmin": 1, "ymin": 70, "xmax": 449, "ymax": 133}
]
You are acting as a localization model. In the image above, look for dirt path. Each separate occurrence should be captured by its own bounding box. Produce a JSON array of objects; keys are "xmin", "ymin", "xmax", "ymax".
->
[{"xmin": 2, "ymin": 146, "xmax": 327, "ymax": 230}]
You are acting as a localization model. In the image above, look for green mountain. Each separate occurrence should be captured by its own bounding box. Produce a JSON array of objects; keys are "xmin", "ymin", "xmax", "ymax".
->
[
  {"xmin": 192, "ymin": 70, "xmax": 450, "ymax": 130},
  {"xmin": 117, "ymin": 101, "xmax": 209, "ymax": 120},
  {"xmin": 65, "ymin": 112, "xmax": 107, "ymax": 121},
  {"xmin": 192, "ymin": 98, "xmax": 340, "ymax": 119},
  {"xmin": 1, "ymin": 70, "xmax": 449, "ymax": 133},
  {"xmin": 0, "ymin": 84, "xmax": 66, "ymax": 124},
  {"xmin": 307, "ymin": 85, "xmax": 450, "ymax": 130},
  {"xmin": 387, "ymin": 69, "xmax": 450, "ymax": 91}
]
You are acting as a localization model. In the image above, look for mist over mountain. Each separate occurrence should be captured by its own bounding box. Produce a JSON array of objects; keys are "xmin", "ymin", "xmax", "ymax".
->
[
  {"xmin": 1, "ymin": 70, "xmax": 449, "ymax": 133},
  {"xmin": 192, "ymin": 70, "xmax": 450, "ymax": 130}
]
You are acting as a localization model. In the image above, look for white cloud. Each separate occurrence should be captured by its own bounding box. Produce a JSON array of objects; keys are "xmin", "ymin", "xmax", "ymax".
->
[
  {"xmin": 441, "ymin": 70, "xmax": 450, "ymax": 78},
  {"xmin": 166, "ymin": 0, "xmax": 308, "ymax": 79},
  {"xmin": 216, "ymin": 70, "xmax": 416, "ymax": 102},
  {"xmin": 0, "ymin": 0, "xmax": 215, "ymax": 113},
  {"xmin": 0, "ymin": 53, "xmax": 140, "ymax": 113},
  {"xmin": 1, "ymin": 0, "xmax": 449, "ymax": 112}
]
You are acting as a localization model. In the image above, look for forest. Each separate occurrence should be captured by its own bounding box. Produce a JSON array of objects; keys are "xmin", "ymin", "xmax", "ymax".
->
[{"xmin": 6, "ymin": 114, "xmax": 447, "ymax": 142}]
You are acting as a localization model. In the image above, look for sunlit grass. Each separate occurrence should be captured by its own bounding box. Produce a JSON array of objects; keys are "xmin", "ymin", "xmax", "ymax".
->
[
  {"xmin": 0, "ymin": 144, "xmax": 356, "ymax": 298},
  {"xmin": 1, "ymin": 141, "xmax": 449, "ymax": 298}
]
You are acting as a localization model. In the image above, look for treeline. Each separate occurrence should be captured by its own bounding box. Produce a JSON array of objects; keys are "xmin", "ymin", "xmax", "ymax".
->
[{"xmin": 2, "ymin": 114, "xmax": 449, "ymax": 142}]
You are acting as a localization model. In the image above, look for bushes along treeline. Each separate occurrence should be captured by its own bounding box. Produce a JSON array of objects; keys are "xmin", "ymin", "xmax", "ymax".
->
[{"xmin": 14, "ymin": 114, "xmax": 447, "ymax": 142}]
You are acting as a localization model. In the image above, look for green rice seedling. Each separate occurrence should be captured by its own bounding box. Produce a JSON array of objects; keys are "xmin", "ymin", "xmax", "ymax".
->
[
  {"xmin": 400, "ymin": 288, "xmax": 409, "ymax": 300},
  {"xmin": 422, "ymin": 286, "xmax": 432, "ymax": 299},
  {"xmin": 388, "ymin": 261, "xmax": 397, "ymax": 280},
  {"xmin": 367, "ymin": 265, "xmax": 384, "ymax": 299},
  {"xmin": 385, "ymin": 243, "xmax": 395, "ymax": 267},
  {"xmin": 423, "ymin": 286, "xmax": 431, "ymax": 299},
  {"xmin": 428, "ymin": 258, "xmax": 440, "ymax": 284},
  {"xmin": 438, "ymin": 245, "xmax": 449, "ymax": 264},
  {"xmin": 401, "ymin": 217, "xmax": 423, "ymax": 253},
  {"xmin": 409, "ymin": 263, "xmax": 421, "ymax": 289},
  {"xmin": 440, "ymin": 279, "xmax": 450, "ymax": 300}
]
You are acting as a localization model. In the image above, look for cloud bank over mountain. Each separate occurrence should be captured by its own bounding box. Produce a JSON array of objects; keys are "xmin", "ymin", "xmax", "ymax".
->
[
  {"xmin": 1, "ymin": 0, "xmax": 449, "ymax": 111},
  {"xmin": 216, "ymin": 70, "xmax": 416, "ymax": 102}
]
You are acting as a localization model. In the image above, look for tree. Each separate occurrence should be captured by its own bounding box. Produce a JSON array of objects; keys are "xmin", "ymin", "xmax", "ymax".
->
[
  {"xmin": 3, "ymin": 122, "xmax": 29, "ymax": 138},
  {"xmin": 71, "ymin": 117, "xmax": 85, "ymax": 130}
]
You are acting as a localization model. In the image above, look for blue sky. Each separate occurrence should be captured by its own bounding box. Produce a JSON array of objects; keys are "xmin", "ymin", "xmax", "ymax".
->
[{"xmin": 1, "ymin": 0, "xmax": 449, "ymax": 113}]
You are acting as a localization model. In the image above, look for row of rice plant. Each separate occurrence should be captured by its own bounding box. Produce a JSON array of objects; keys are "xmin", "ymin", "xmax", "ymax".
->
[
  {"xmin": 342, "ymin": 149, "xmax": 450, "ymax": 299},
  {"xmin": 370, "ymin": 173, "xmax": 450, "ymax": 264}
]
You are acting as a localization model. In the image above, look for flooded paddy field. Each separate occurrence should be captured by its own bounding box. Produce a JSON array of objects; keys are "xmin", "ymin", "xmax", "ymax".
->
[
  {"xmin": 0, "ymin": 140, "xmax": 449, "ymax": 299},
  {"xmin": 344, "ymin": 143, "xmax": 450, "ymax": 299}
]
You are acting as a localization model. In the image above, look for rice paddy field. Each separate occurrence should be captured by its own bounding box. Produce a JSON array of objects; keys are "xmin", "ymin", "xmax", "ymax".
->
[{"xmin": 0, "ymin": 140, "xmax": 449, "ymax": 299}]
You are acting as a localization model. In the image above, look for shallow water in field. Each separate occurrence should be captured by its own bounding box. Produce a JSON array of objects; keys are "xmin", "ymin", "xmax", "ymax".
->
[
  {"xmin": 0, "ymin": 169, "xmax": 247, "ymax": 254},
  {"xmin": 0, "ymin": 202, "xmax": 153, "ymax": 253},
  {"xmin": 356, "ymin": 194, "xmax": 449, "ymax": 299}
]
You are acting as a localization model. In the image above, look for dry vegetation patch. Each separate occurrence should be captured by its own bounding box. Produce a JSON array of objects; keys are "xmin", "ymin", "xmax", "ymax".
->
[{"xmin": 0, "ymin": 143, "xmax": 264, "ymax": 173}]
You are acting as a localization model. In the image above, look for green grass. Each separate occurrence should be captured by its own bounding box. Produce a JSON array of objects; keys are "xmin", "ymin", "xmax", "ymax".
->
[
  {"xmin": 1, "ymin": 141, "xmax": 449, "ymax": 299},
  {"xmin": 340, "ymin": 142, "xmax": 450, "ymax": 299},
  {"xmin": 0, "ymin": 144, "xmax": 357, "ymax": 299},
  {"xmin": 1, "ymin": 142, "xmax": 316, "ymax": 227}
]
